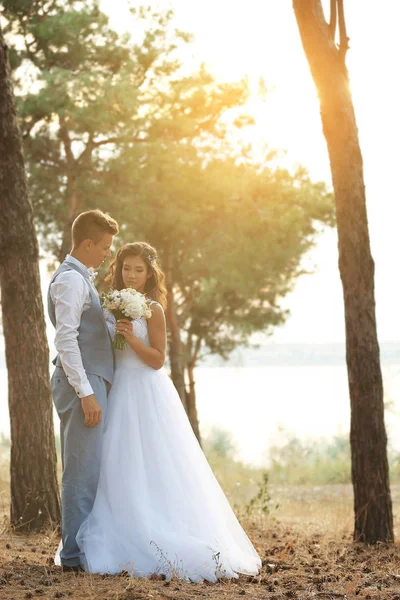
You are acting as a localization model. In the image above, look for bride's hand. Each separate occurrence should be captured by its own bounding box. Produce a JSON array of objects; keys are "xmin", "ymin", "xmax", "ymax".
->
[{"xmin": 115, "ymin": 319, "xmax": 134, "ymax": 340}]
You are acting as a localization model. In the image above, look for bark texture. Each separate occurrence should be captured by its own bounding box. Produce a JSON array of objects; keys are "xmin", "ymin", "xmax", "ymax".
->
[
  {"xmin": 164, "ymin": 246, "xmax": 187, "ymax": 404},
  {"xmin": 293, "ymin": 0, "xmax": 393, "ymax": 543},
  {"xmin": 0, "ymin": 27, "xmax": 60, "ymax": 530},
  {"xmin": 186, "ymin": 363, "xmax": 202, "ymax": 445}
]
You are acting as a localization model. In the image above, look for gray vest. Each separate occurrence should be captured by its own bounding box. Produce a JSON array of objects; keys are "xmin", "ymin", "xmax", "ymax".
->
[{"xmin": 48, "ymin": 260, "xmax": 114, "ymax": 385}]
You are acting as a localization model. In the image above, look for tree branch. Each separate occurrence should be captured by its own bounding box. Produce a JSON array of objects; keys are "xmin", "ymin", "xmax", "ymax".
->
[
  {"xmin": 74, "ymin": 132, "xmax": 149, "ymax": 168},
  {"xmin": 186, "ymin": 330, "xmax": 193, "ymax": 364},
  {"xmin": 293, "ymin": 0, "xmax": 349, "ymax": 93},
  {"xmin": 76, "ymin": 132, "xmax": 94, "ymax": 165},
  {"xmin": 21, "ymin": 114, "xmax": 46, "ymax": 138},
  {"xmin": 337, "ymin": 0, "xmax": 349, "ymax": 60},
  {"xmin": 329, "ymin": 0, "xmax": 337, "ymax": 40},
  {"xmin": 185, "ymin": 331, "xmax": 202, "ymax": 370},
  {"xmin": 58, "ymin": 124, "xmax": 75, "ymax": 166},
  {"xmin": 91, "ymin": 135, "xmax": 146, "ymax": 148},
  {"xmin": 193, "ymin": 336, "xmax": 202, "ymax": 366}
]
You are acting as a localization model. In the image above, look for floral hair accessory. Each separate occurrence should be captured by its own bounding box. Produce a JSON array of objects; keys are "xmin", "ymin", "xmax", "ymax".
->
[{"xmin": 147, "ymin": 254, "xmax": 157, "ymax": 266}]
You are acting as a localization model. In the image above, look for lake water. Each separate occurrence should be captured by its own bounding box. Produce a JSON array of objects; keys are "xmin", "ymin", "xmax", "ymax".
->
[{"xmin": 2, "ymin": 360, "xmax": 400, "ymax": 466}]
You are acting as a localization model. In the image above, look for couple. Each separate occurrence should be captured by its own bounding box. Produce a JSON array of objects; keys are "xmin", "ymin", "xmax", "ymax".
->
[{"xmin": 49, "ymin": 209, "xmax": 261, "ymax": 582}]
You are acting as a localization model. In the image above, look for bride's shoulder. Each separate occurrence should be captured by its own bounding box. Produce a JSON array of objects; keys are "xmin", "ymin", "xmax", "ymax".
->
[
  {"xmin": 147, "ymin": 301, "xmax": 166, "ymax": 328},
  {"xmin": 149, "ymin": 301, "xmax": 165, "ymax": 317},
  {"xmin": 149, "ymin": 300, "xmax": 163, "ymax": 309}
]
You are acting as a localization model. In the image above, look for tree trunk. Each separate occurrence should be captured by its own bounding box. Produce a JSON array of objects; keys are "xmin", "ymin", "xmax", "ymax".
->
[
  {"xmin": 186, "ymin": 364, "xmax": 202, "ymax": 446},
  {"xmin": 164, "ymin": 245, "xmax": 187, "ymax": 404},
  {"xmin": 58, "ymin": 213, "xmax": 74, "ymax": 263},
  {"xmin": 0, "ymin": 26, "xmax": 60, "ymax": 530},
  {"xmin": 57, "ymin": 126, "xmax": 80, "ymax": 263},
  {"xmin": 184, "ymin": 332, "xmax": 202, "ymax": 444},
  {"xmin": 293, "ymin": 0, "xmax": 393, "ymax": 543}
]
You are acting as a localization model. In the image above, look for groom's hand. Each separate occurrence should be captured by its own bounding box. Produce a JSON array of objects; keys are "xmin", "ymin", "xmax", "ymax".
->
[{"xmin": 81, "ymin": 394, "xmax": 102, "ymax": 427}]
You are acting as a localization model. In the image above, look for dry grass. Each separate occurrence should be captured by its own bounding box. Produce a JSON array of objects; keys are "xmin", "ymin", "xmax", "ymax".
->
[
  {"xmin": 2, "ymin": 456, "xmax": 400, "ymax": 599},
  {"xmin": 2, "ymin": 513, "xmax": 400, "ymax": 600},
  {"xmin": 1, "ymin": 483, "xmax": 400, "ymax": 599}
]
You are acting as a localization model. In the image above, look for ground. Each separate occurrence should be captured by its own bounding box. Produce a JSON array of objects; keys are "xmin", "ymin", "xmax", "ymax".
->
[{"xmin": 1, "ymin": 486, "xmax": 400, "ymax": 600}]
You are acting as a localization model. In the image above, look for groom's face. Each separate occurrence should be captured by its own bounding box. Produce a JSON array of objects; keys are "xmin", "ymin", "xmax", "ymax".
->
[{"xmin": 88, "ymin": 233, "xmax": 114, "ymax": 269}]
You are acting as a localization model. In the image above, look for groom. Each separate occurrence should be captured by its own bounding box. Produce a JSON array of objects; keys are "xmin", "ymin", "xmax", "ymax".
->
[{"xmin": 48, "ymin": 209, "xmax": 119, "ymax": 571}]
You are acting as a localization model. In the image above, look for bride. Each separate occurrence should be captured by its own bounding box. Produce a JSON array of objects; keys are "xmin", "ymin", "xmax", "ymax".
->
[{"xmin": 75, "ymin": 242, "xmax": 261, "ymax": 582}]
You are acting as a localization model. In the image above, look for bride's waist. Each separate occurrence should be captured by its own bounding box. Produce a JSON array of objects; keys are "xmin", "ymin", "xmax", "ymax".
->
[{"xmin": 115, "ymin": 358, "xmax": 153, "ymax": 370}]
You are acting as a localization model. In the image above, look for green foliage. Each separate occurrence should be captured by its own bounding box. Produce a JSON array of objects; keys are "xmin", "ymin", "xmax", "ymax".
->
[
  {"xmin": 202, "ymin": 426, "xmax": 237, "ymax": 459},
  {"xmin": 105, "ymin": 140, "xmax": 334, "ymax": 365},
  {"xmin": 267, "ymin": 401, "xmax": 400, "ymax": 485},
  {"xmin": 179, "ymin": 160, "xmax": 334, "ymax": 362},
  {"xmin": 2, "ymin": 0, "xmax": 249, "ymax": 254},
  {"xmin": 204, "ymin": 426, "xmax": 400, "ymax": 490},
  {"xmin": 268, "ymin": 433, "xmax": 352, "ymax": 485},
  {"xmin": 3, "ymin": 0, "xmax": 335, "ymax": 369},
  {"xmin": 244, "ymin": 471, "xmax": 277, "ymax": 518}
]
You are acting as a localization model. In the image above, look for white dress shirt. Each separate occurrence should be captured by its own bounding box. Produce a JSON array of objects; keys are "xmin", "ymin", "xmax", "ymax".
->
[{"xmin": 50, "ymin": 255, "xmax": 95, "ymax": 399}]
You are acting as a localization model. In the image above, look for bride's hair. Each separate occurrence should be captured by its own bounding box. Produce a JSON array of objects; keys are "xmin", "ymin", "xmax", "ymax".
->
[{"xmin": 105, "ymin": 242, "xmax": 167, "ymax": 310}]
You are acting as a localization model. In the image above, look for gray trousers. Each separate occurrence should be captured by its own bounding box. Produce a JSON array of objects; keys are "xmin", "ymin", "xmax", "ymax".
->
[{"xmin": 51, "ymin": 366, "xmax": 108, "ymax": 567}]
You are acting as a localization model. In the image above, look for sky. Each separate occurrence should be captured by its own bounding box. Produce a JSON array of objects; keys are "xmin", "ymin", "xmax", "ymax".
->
[{"xmin": 96, "ymin": 0, "xmax": 400, "ymax": 344}]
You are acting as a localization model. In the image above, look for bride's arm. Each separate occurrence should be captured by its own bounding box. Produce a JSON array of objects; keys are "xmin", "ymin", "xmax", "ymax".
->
[{"xmin": 116, "ymin": 304, "xmax": 166, "ymax": 370}]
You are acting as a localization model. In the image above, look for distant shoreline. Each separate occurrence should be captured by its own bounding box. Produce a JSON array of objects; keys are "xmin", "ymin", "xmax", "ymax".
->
[
  {"xmin": 182, "ymin": 342, "xmax": 400, "ymax": 367},
  {"xmin": 1, "ymin": 341, "xmax": 400, "ymax": 368}
]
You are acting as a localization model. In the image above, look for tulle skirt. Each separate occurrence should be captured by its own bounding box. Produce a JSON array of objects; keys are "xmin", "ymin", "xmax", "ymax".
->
[{"xmin": 69, "ymin": 364, "xmax": 261, "ymax": 581}]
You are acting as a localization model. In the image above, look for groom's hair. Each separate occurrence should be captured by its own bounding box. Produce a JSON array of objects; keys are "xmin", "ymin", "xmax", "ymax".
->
[{"xmin": 72, "ymin": 210, "xmax": 119, "ymax": 247}]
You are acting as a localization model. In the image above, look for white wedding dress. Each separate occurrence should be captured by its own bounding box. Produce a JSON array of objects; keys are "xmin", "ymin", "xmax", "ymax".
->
[{"xmin": 73, "ymin": 309, "xmax": 261, "ymax": 581}]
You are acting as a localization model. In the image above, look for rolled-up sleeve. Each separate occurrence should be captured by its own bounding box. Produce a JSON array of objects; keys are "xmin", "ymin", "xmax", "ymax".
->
[{"xmin": 51, "ymin": 272, "xmax": 93, "ymax": 398}]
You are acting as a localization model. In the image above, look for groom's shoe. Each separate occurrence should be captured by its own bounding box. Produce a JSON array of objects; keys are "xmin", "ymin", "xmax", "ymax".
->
[{"xmin": 61, "ymin": 564, "xmax": 85, "ymax": 574}]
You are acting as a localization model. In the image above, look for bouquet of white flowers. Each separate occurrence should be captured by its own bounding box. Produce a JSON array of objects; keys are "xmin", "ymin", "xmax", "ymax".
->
[{"xmin": 101, "ymin": 288, "xmax": 153, "ymax": 350}]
